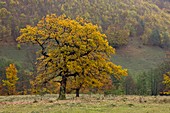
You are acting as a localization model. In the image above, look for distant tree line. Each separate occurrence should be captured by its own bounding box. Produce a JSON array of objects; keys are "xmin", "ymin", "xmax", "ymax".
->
[{"xmin": 124, "ymin": 54, "xmax": 170, "ymax": 95}]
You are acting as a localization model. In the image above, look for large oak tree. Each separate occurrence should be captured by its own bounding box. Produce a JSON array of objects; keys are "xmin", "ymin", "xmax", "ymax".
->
[{"xmin": 17, "ymin": 14, "xmax": 127, "ymax": 99}]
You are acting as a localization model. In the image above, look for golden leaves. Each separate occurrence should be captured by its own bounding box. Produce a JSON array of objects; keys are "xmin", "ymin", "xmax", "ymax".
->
[
  {"xmin": 17, "ymin": 14, "xmax": 127, "ymax": 94},
  {"xmin": 163, "ymin": 72, "xmax": 170, "ymax": 89},
  {"xmin": 2, "ymin": 64, "xmax": 19, "ymax": 95}
]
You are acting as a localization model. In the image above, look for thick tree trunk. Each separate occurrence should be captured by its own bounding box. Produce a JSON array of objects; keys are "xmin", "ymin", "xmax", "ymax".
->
[
  {"xmin": 76, "ymin": 88, "xmax": 80, "ymax": 97},
  {"xmin": 58, "ymin": 76, "xmax": 67, "ymax": 100}
]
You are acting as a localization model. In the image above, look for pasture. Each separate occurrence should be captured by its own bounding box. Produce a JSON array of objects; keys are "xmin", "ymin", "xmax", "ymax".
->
[{"xmin": 0, "ymin": 94, "xmax": 170, "ymax": 113}]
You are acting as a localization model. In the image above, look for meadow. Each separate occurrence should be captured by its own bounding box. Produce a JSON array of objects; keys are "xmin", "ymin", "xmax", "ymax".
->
[{"xmin": 0, "ymin": 94, "xmax": 170, "ymax": 113}]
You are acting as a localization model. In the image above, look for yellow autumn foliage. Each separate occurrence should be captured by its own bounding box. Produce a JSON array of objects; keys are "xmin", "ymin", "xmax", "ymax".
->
[
  {"xmin": 2, "ymin": 64, "xmax": 19, "ymax": 95},
  {"xmin": 17, "ymin": 14, "xmax": 127, "ymax": 98},
  {"xmin": 163, "ymin": 72, "xmax": 170, "ymax": 89}
]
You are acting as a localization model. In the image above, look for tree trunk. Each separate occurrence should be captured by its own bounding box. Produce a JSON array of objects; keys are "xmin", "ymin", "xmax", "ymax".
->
[
  {"xmin": 76, "ymin": 88, "xmax": 80, "ymax": 97},
  {"xmin": 58, "ymin": 76, "xmax": 67, "ymax": 100}
]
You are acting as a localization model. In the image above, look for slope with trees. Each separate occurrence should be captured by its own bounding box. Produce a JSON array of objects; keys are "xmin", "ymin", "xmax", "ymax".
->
[
  {"xmin": 0, "ymin": 0, "xmax": 170, "ymax": 48},
  {"xmin": 0, "ymin": 0, "xmax": 170, "ymax": 96}
]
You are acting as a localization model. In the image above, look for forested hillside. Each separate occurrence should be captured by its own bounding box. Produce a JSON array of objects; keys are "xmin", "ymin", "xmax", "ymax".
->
[
  {"xmin": 0, "ymin": 0, "xmax": 170, "ymax": 47},
  {"xmin": 0, "ymin": 0, "xmax": 170, "ymax": 96}
]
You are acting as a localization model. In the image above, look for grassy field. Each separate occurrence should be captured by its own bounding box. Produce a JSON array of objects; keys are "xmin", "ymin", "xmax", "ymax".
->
[
  {"xmin": 0, "ymin": 44, "xmax": 36, "ymax": 70},
  {"xmin": 0, "ymin": 94, "xmax": 170, "ymax": 113},
  {"xmin": 0, "ymin": 45, "xmax": 28, "ymax": 62},
  {"xmin": 0, "ymin": 41, "xmax": 166, "ymax": 76},
  {"xmin": 112, "ymin": 39, "xmax": 166, "ymax": 76}
]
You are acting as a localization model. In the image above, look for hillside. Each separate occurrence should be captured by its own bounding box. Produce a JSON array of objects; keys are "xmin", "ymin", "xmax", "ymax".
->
[
  {"xmin": 0, "ymin": 0, "xmax": 170, "ymax": 95},
  {"xmin": 112, "ymin": 39, "xmax": 166, "ymax": 76},
  {"xmin": 0, "ymin": 40, "xmax": 166, "ymax": 77},
  {"xmin": 0, "ymin": 0, "xmax": 170, "ymax": 47},
  {"xmin": 0, "ymin": 0, "xmax": 170, "ymax": 74}
]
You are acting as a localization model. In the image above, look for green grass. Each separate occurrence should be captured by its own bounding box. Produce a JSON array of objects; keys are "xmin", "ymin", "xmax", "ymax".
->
[
  {"xmin": 0, "ymin": 40, "xmax": 167, "ymax": 77},
  {"xmin": 112, "ymin": 39, "xmax": 166, "ymax": 76},
  {"xmin": 0, "ymin": 44, "xmax": 36, "ymax": 70},
  {"xmin": 0, "ymin": 45, "xmax": 28, "ymax": 62},
  {"xmin": 0, "ymin": 94, "xmax": 170, "ymax": 113}
]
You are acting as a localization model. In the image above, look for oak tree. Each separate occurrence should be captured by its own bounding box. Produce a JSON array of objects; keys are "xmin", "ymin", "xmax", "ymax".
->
[{"xmin": 17, "ymin": 14, "xmax": 127, "ymax": 99}]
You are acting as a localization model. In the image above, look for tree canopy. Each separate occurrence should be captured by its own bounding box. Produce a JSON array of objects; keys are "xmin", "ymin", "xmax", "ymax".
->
[{"xmin": 17, "ymin": 14, "xmax": 127, "ymax": 99}]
